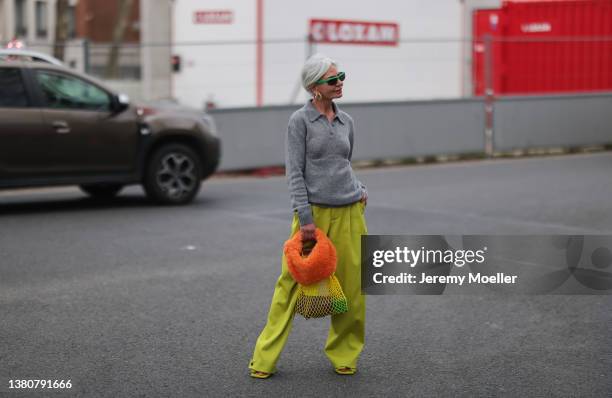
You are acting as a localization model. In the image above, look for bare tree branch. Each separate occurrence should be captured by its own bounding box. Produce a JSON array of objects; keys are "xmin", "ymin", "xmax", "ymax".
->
[
  {"xmin": 105, "ymin": 0, "xmax": 134, "ymax": 79},
  {"xmin": 53, "ymin": 0, "xmax": 70, "ymax": 60}
]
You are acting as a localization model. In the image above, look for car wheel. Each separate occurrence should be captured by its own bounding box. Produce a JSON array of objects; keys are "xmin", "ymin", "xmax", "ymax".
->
[
  {"xmin": 143, "ymin": 143, "xmax": 202, "ymax": 205},
  {"xmin": 79, "ymin": 183, "xmax": 124, "ymax": 198}
]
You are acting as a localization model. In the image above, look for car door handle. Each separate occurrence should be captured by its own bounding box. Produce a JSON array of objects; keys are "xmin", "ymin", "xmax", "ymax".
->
[{"xmin": 52, "ymin": 121, "xmax": 71, "ymax": 134}]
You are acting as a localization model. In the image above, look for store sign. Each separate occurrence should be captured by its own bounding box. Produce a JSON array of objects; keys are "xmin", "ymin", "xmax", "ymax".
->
[
  {"xmin": 309, "ymin": 19, "xmax": 399, "ymax": 46},
  {"xmin": 521, "ymin": 22, "xmax": 552, "ymax": 33},
  {"xmin": 193, "ymin": 10, "xmax": 234, "ymax": 24}
]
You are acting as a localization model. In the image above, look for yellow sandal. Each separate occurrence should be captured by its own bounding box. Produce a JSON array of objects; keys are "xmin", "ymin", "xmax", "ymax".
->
[
  {"xmin": 250, "ymin": 370, "xmax": 272, "ymax": 379},
  {"xmin": 334, "ymin": 366, "xmax": 356, "ymax": 375}
]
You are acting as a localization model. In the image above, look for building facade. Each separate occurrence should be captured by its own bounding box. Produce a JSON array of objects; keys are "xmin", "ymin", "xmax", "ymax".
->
[
  {"xmin": 171, "ymin": 0, "xmax": 468, "ymax": 109},
  {"xmin": 0, "ymin": 0, "xmax": 73, "ymax": 46}
]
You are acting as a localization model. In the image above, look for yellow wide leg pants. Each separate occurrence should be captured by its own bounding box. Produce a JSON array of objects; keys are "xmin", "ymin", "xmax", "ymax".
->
[{"xmin": 249, "ymin": 200, "xmax": 368, "ymax": 374}]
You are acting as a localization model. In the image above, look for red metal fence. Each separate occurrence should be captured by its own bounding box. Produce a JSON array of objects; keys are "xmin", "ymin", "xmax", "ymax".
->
[{"xmin": 473, "ymin": 0, "xmax": 612, "ymax": 96}]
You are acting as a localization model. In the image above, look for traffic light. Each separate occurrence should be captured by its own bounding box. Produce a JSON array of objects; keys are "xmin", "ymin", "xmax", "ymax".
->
[{"xmin": 171, "ymin": 55, "xmax": 181, "ymax": 73}]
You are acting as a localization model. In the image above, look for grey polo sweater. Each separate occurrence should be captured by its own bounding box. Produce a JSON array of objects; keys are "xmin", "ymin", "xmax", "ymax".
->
[{"xmin": 285, "ymin": 100, "xmax": 367, "ymax": 226}]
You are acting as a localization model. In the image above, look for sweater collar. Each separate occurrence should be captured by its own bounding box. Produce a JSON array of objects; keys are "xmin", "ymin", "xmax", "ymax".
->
[{"xmin": 305, "ymin": 99, "xmax": 345, "ymax": 124}]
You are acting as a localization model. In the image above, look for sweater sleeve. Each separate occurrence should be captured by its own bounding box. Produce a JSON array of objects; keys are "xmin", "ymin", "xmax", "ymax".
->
[
  {"xmin": 348, "ymin": 118, "xmax": 368, "ymax": 198},
  {"xmin": 285, "ymin": 115, "xmax": 313, "ymax": 226}
]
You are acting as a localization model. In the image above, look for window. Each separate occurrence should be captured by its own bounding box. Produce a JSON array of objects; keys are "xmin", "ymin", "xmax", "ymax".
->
[
  {"xmin": 0, "ymin": 68, "xmax": 29, "ymax": 108},
  {"xmin": 36, "ymin": 1, "xmax": 48, "ymax": 39},
  {"xmin": 15, "ymin": 0, "xmax": 27, "ymax": 38},
  {"xmin": 35, "ymin": 71, "xmax": 112, "ymax": 111}
]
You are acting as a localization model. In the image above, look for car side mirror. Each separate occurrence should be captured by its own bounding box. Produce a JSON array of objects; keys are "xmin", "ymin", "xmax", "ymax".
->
[{"xmin": 112, "ymin": 93, "xmax": 130, "ymax": 113}]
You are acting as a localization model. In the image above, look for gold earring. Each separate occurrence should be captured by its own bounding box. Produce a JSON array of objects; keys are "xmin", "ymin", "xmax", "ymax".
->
[{"xmin": 314, "ymin": 91, "xmax": 322, "ymax": 101}]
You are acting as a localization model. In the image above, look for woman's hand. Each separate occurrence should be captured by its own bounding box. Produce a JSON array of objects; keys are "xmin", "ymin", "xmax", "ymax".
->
[
  {"xmin": 360, "ymin": 191, "xmax": 368, "ymax": 207},
  {"xmin": 300, "ymin": 223, "xmax": 316, "ymax": 241}
]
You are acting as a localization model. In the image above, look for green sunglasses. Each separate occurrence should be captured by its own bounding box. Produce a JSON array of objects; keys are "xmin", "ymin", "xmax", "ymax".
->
[{"xmin": 315, "ymin": 71, "xmax": 346, "ymax": 86}]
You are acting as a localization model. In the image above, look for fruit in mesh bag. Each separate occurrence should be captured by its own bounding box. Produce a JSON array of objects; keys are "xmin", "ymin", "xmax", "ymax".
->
[{"xmin": 295, "ymin": 276, "xmax": 348, "ymax": 319}]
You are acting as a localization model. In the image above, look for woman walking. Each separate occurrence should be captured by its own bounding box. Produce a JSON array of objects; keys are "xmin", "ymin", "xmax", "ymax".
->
[{"xmin": 249, "ymin": 53, "xmax": 368, "ymax": 378}]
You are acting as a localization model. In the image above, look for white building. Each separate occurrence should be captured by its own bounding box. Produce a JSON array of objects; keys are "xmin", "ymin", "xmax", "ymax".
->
[
  {"xmin": 171, "ymin": 0, "xmax": 499, "ymax": 109},
  {"xmin": 0, "ymin": 0, "xmax": 60, "ymax": 45}
]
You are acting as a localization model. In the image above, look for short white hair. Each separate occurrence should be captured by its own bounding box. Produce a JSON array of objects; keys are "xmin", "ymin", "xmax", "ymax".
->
[{"xmin": 301, "ymin": 53, "xmax": 337, "ymax": 93}]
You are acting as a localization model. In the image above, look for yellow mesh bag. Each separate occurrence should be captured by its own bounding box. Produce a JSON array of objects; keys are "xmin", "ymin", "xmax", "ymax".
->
[{"xmin": 294, "ymin": 274, "xmax": 349, "ymax": 319}]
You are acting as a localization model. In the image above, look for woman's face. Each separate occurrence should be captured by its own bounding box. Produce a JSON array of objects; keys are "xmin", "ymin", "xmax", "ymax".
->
[{"xmin": 313, "ymin": 65, "xmax": 344, "ymax": 101}]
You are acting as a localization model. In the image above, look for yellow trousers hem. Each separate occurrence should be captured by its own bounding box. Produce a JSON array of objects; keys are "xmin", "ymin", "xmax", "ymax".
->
[{"xmin": 249, "ymin": 200, "xmax": 368, "ymax": 373}]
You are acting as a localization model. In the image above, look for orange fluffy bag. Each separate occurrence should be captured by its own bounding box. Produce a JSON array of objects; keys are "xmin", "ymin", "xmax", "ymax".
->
[
  {"xmin": 283, "ymin": 228, "xmax": 348, "ymax": 318},
  {"xmin": 283, "ymin": 228, "xmax": 337, "ymax": 285}
]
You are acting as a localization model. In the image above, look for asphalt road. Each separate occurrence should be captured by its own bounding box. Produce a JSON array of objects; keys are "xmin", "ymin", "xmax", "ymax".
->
[{"xmin": 1, "ymin": 152, "xmax": 611, "ymax": 397}]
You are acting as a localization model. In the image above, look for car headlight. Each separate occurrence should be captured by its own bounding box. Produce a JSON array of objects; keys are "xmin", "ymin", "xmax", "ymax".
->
[{"xmin": 201, "ymin": 114, "xmax": 218, "ymax": 137}]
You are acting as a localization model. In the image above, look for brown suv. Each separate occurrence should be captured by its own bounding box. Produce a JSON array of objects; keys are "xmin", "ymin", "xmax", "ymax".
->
[{"xmin": 0, "ymin": 61, "xmax": 220, "ymax": 204}]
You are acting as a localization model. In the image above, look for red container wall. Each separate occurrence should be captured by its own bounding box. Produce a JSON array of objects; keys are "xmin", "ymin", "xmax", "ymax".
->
[{"xmin": 473, "ymin": 0, "xmax": 612, "ymax": 95}]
